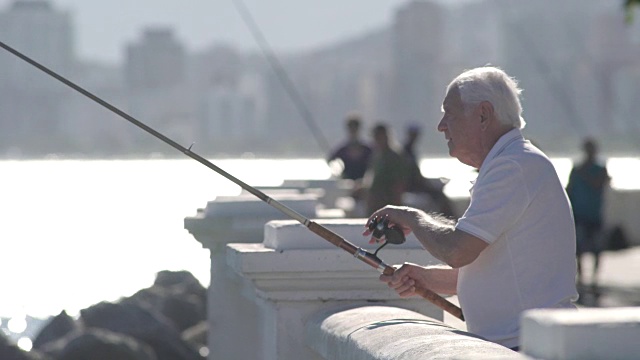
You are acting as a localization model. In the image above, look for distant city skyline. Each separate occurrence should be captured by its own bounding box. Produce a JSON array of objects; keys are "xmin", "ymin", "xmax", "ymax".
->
[
  {"xmin": 0, "ymin": 0, "xmax": 412, "ymax": 63},
  {"xmin": 1, "ymin": 0, "xmax": 639, "ymax": 158}
]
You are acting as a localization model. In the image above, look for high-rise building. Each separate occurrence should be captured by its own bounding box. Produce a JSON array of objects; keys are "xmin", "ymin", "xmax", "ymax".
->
[
  {"xmin": 123, "ymin": 27, "xmax": 195, "ymax": 153},
  {"xmin": 501, "ymin": 0, "xmax": 625, "ymax": 150},
  {"xmin": 0, "ymin": 0, "xmax": 75, "ymax": 153},
  {"xmin": 390, "ymin": 0, "xmax": 447, "ymax": 153},
  {"xmin": 125, "ymin": 27, "xmax": 186, "ymax": 90},
  {"xmin": 0, "ymin": 0, "xmax": 74, "ymax": 88},
  {"xmin": 192, "ymin": 45, "xmax": 268, "ymax": 153}
]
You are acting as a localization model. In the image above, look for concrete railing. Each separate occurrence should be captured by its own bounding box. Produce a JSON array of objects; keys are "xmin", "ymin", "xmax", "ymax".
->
[
  {"xmin": 521, "ymin": 307, "xmax": 640, "ymax": 360},
  {"xmin": 306, "ymin": 305, "xmax": 521, "ymax": 360},
  {"xmin": 255, "ymin": 178, "xmax": 355, "ymax": 210},
  {"xmin": 225, "ymin": 218, "xmax": 451, "ymax": 360},
  {"xmin": 306, "ymin": 306, "xmax": 640, "ymax": 360}
]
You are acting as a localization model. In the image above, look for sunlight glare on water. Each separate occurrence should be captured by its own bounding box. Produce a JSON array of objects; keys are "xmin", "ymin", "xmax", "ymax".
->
[
  {"xmin": 17, "ymin": 337, "xmax": 33, "ymax": 352},
  {"xmin": 7, "ymin": 315, "xmax": 27, "ymax": 334},
  {"xmin": 607, "ymin": 157, "xmax": 640, "ymax": 190},
  {"xmin": 0, "ymin": 158, "xmax": 331, "ymax": 319}
]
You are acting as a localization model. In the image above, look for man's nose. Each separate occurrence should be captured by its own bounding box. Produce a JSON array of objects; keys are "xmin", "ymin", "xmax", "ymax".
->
[{"xmin": 437, "ymin": 118, "xmax": 446, "ymax": 132}]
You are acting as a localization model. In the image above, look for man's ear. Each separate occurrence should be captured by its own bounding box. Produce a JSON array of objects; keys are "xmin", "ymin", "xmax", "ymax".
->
[{"xmin": 479, "ymin": 101, "xmax": 494, "ymax": 123}]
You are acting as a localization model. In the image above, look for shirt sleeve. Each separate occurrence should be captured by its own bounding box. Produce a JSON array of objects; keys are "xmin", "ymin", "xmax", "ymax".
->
[{"xmin": 456, "ymin": 157, "xmax": 530, "ymax": 244}]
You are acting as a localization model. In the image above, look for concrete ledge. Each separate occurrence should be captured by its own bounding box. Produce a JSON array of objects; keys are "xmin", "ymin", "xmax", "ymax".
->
[
  {"xmin": 263, "ymin": 219, "xmax": 425, "ymax": 250},
  {"xmin": 521, "ymin": 307, "xmax": 640, "ymax": 360},
  {"xmin": 226, "ymin": 243, "xmax": 447, "ymax": 320},
  {"xmin": 306, "ymin": 306, "xmax": 522, "ymax": 360},
  {"xmin": 203, "ymin": 193, "xmax": 319, "ymax": 217}
]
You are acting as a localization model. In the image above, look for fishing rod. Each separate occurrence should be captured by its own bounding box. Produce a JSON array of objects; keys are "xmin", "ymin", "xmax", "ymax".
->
[{"xmin": 0, "ymin": 40, "xmax": 464, "ymax": 321}]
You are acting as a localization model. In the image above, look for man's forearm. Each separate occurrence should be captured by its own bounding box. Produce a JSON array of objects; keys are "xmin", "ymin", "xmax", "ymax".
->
[
  {"xmin": 424, "ymin": 266, "xmax": 459, "ymax": 295},
  {"xmin": 410, "ymin": 211, "xmax": 459, "ymax": 264}
]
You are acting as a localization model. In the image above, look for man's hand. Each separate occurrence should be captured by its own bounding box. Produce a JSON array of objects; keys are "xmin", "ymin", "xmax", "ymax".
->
[
  {"xmin": 363, "ymin": 205, "xmax": 415, "ymax": 244},
  {"xmin": 380, "ymin": 263, "xmax": 459, "ymax": 296},
  {"xmin": 365, "ymin": 205, "xmax": 487, "ymax": 268},
  {"xmin": 379, "ymin": 263, "xmax": 426, "ymax": 297}
]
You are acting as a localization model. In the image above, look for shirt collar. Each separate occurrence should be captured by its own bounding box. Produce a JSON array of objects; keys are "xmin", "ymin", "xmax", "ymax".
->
[{"xmin": 481, "ymin": 128, "xmax": 523, "ymax": 169}]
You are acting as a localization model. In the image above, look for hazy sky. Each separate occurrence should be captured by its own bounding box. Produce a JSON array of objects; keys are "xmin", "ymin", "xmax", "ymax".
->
[{"xmin": 0, "ymin": 0, "xmax": 410, "ymax": 64}]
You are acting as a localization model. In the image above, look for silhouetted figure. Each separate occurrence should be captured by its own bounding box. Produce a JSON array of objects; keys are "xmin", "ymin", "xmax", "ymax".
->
[
  {"xmin": 363, "ymin": 123, "xmax": 409, "ymax": 215},
  {"xmin": 566, "ymin": 137, "xmax": 610, "ymax": 285},
  {"xmin": 327, "ymin": 114, "xmax": 372, "ymax": 181},
  {"xmin": 402, "ymin": 124, "xmax": 421, "ymax": 163},
  {"xmin": 401, "ymin": 124, "xmax": 456, "ymax": 217}
]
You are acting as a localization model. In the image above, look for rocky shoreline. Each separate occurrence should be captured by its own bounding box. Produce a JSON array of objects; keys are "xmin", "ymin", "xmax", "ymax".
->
[{"xmin": 1, "ymin": 270, "xmax": 207, "ymax": 360}]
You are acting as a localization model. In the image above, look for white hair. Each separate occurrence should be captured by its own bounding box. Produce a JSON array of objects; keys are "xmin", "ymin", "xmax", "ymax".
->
[{"xmin": 447, "ymin": 66, "xmax": 526, "ymax": 129}]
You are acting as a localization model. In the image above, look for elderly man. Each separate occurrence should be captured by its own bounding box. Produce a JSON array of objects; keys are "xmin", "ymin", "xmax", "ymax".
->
[{"xmin": 365, "ymin": 66, "xmax": 578, "ymax": 350}]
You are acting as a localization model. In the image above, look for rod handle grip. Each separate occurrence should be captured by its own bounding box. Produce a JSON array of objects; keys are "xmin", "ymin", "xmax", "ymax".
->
[{"xmin": 383, "ymin": 266, "xmax": 464, "ymax": 321}]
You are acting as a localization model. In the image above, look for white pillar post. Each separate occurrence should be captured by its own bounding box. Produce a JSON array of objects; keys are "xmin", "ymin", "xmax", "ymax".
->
[
  {"xmin": 184, "ymin": 193, "xmax": 320, "ymax": 360},
  {"xmin": 521, "ymin": 307, "xmax": 640, "ymax": 360}
]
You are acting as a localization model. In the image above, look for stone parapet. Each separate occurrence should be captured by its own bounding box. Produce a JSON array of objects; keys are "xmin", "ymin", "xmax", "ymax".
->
[
  {"xmin": 521, "ymin": 307, "xmax": 640, "ymax": 360},
  {"xmin": 306, "ymin": 305, "xmax": 522, "ymax": 360},
  {"xmin": 185, "ymin": 193, "xmax": 321, "ymax": 252}
]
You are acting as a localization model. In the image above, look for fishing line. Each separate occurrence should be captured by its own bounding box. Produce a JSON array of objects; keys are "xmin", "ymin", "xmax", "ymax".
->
[
  {"xmin": 231, "ymin": 0, "xmax": 331, "ymax": 154},
  {"xmin": 0, "ymin": 39, "xmax": 464, "ymax": 321}
]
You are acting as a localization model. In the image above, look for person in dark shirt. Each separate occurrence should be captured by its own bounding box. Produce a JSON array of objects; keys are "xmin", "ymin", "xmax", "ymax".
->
[
  {"xmin": 566, "ymin": 137, "xmax": 610, "ymax": 285},
  {"xmin": 327, "ymin": 114, "xmax": 372, "ymax": 181}
]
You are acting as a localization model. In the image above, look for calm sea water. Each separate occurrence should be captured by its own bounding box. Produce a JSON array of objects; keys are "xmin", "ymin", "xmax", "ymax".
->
[{"xmin": 1, "ymin": 157, "xmax": 638, "ymax": 321}]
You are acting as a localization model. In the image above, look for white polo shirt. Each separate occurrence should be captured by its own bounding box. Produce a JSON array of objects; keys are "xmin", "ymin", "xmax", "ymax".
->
[{"xmin": 455, "ymin": 128, "xmax": 578, "ymax": 348}]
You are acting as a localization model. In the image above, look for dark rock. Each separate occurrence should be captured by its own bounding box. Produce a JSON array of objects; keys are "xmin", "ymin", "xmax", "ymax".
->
[
  {"xmin": 32, "ymin": 310, "xmax": 79, "ymax": 350},
  {"xmin": 124, "ymin": 286, "xmax": 168, "ymax": 311},
  {"xmin": 55, "ymin": 328, "xmax": 157, "ymax": 360},
  {"xmin": 154, "ymin": 271, "xmax": 207, "ymax": 311},
  {"xmin": 80, "ymin": 301, "xmax": 204, "ymax": 360},
  {"xmin": 0, "ymin": 331, "xmax": 51, "ymax": 360},
  {"xmin": 153, "ymin": 270, "xmax": 201, "ymax": 289},
  {"xmin": 181, "ymin": 321, "xmax": 207, "ymax": 349},
  {"xmin": 161, "ymin": 294, "xmax": 204, "ymax": 333},
  {"xmin": 124, "ymin": 270, "xmax": 207, "ymax": 333}
]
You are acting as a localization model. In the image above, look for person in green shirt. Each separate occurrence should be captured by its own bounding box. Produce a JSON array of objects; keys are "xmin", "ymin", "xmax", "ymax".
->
[{"xmin": 363, "ymin": 123, "xmax": 410, "ymax": 215}]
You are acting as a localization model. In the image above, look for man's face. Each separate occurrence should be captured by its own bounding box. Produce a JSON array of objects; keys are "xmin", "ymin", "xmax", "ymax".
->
[{"xmin": 437, "ymin": 87, "xmax": 482, "ymax": 166}]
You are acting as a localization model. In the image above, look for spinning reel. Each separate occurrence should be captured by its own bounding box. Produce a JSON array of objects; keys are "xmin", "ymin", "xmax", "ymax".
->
[{"xmin": 367, "ymin": 216, "xmax": 406, "ymax": 255}]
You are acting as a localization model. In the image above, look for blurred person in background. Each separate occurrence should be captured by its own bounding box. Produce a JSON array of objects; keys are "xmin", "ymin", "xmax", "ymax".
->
[
  {"xmin": 327, "ymin": 113, "xmax": 374, "ymax": 216},
  {"xmin": 327, "ymin": 113, "xmax": 372, "ymax": 181},
  {"xmin": 363, "ymin": 123, "xmax": 409, "ymax": 215},
  {"xmin": 566, "ymin": 137, "xmax": 610, "ymax": 285},
  {"xmin": 401, "ymin": 124, "xmax": 456, "ymax": 217}
]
